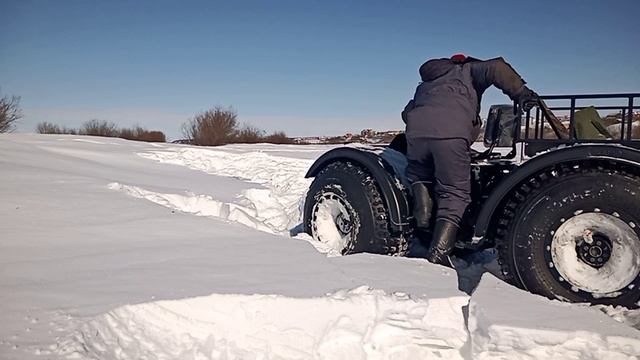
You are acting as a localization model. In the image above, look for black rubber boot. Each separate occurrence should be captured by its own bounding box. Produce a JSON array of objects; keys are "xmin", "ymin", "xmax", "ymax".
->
[
  {"xmin": 411, "ymin": 182, "xmax": 433, "ymax": 230},
  {"xmin": 426, "ymin": 220, "xmax": 458, "ymax": 265}
]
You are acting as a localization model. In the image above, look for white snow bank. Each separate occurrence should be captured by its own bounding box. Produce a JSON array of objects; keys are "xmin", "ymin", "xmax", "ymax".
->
[
  {"xmin": 469, "ymin": 274, "xmax": 640, "ymax": 359},
  {"xmin": 607, "ymin": 121, "xmax": 639, "ymax": 139},
  {"xmin": 3, "ymin": 135, "xmax": 640, "ymax": 360},
  {"xmin": 107, "ymin": 182, "xmax": 278, "ymax": 234},
  {"xmin": 59, "ymin": 287, "xmax": 469, "ymax": 360},
  {"xmin": 600, "ymin": 305, "xmax": 640, "ymax": 331},
  {"xmin": 137, "ymin": 148, "xmax": 312, "ymax": 196},
  {"xmin": 106, "ymin": 181, "xmax": 340, "ymax": 255},
  {"xmin": 137, "ymin": 147, "xmax": 314, "ymax": 234}
]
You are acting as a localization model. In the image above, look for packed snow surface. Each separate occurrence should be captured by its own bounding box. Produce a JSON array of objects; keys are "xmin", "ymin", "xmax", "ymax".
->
[
  {"xmin": 59, "ymin": 287, "xmax": 469, "ymax": 360},
  {"xmin": 1, "ymin": 134, "xmax": 639, "ymax": 360}
]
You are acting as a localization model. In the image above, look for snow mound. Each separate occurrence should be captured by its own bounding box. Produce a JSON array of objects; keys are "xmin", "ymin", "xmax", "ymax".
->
[
  {"xmin": 138, "ymin": 147, "xmax": 313, "ymax": 200},
  {"xmin": 599, "ymin": 305, "xmax": 640, "ymax": 330},
  {"xmin": 61, "ymin": 286, "xmax": 469, "ymax": 360},
  {"xmin": 106, "ymin": 181, "xmax": 341, "ymax": 255},
  {"xmin": 607, "ymin": 121, "xmax": 639, "ymax": 139},
  {"xmin": 136, "ymin": 147, "xmax": 314, "ymax": 234},
  {"xmin": 107, "ymin": 182, "xmax": 280, "ymax": 234},
  {"xmin": 469, "ymin": 274, "xmax": 640, "ymax": 359}
]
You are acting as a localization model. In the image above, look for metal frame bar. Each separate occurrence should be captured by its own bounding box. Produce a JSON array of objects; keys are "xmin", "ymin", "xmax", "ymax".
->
[
  {"xmin": 621, "ymin": 109, "xmax": 627, "ymax": 141},
  {"xmin": 519, "ymin": 93, "xmax": 640, "ymax": 142},
  {"xmin": 518, "ymin": 93, "xmax": 640, "ymax": 154},
  {"xmin": 541, "ymin": 93, "xmax": 640, "ymax": 100},
  {"xmin": 548, "ymin": 105, "xmax": 640, "ymax": 111},
  {"xmin": 627, "ymin": 96, "xmax": 635, "ymax": 141}
]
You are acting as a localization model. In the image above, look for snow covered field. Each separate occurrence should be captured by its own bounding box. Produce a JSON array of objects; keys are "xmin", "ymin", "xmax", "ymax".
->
[{"xmin": 1, "ymin": 133, "xmax": 640, "ymax": 359}]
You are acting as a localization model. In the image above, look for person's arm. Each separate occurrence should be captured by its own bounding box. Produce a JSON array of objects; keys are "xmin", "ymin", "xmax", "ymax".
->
[
  {"xmin": 470, "ymin": 57, "xmax": 527, "ymax": 100},
  {"xmin": 401, "ymin": 99, "xmax": 415, "ymax": 124}
]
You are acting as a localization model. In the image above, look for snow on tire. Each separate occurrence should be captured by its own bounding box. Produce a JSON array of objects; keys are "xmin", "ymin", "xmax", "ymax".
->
[
  {"xmin": 496, "ymin": 164, "xmax": 640, "ymax": 308},
  {"xmin": 304, "ymin": 161, "xmax": 406, "ymax": 256}
]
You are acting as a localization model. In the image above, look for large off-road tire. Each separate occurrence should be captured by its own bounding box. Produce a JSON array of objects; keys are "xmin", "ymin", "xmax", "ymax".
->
[
  {"xmin": 496, "ymin": 164, "xmax": 640, "ymax": 307},
  {"xmin": 304, "ymin": 161, "xmax": 407, "ymax": 256}
]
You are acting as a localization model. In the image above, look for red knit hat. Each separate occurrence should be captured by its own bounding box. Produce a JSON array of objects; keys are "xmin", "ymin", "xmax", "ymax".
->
[{"xmin": 450, "ymin": 53, "xmax": 467, "ymax": 62}]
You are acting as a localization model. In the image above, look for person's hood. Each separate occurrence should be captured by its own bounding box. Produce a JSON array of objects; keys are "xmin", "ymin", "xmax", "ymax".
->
[
  {"xmin": 419, "ymin": 56, "xmax": 483, "ymax": 82},
  {"xmin": 418, "ymin": 58, "xmax": 455, "ymax": 82}
]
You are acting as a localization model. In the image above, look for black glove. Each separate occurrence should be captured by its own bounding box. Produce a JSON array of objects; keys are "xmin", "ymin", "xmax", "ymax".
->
[{"xmin": 518, "ymin": 86, "xmax": 539, "ymax": 112}]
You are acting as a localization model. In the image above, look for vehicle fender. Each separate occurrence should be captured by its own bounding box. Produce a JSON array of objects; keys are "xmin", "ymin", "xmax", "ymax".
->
[
  {"xmin": 305, "ymin": 146, "xmax": 411, "ymax": 233},
  {"xmin": 473, "ymin": 144, "xmax": 640, "ymax": 241}
]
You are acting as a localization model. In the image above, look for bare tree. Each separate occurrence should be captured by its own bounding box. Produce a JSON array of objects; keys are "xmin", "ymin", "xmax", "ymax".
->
[
  {"xmin": 264, "ymin": 131, "xmax": 292, "ymax": 144},
  {"xmin": 119, "ymin": 125, "xmax": 166, "ymax": 142},
  {"xmin": 80, "ymin": 119, "xmax": 119, "ymax": 137},
  {"xmin": 182, "ymin": 106, "xmax": 238, "ymax": 146},
  {"xmin": 235, "ymin": 124, "xmax": 265, "ymax": 143},
  {"xmin": 0, "ymin": 94, "xmax": 22, "ymax": 133},
  {"xmin": 36, "ymin": 121, "xmax": 77, "ymax": 135}
]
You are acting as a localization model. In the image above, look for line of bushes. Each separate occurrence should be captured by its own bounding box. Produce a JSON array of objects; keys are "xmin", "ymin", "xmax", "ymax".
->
[
  {"xmin": 36, "ymin": 120, "xmax": 166, "ymax": 142},
  {"xmin": 34, "ymin": 106, "xmax": 293, "ymax": 145},
  {"xmin": 181, "ymin": 106, "xmax": 293, "ymax": 145}
]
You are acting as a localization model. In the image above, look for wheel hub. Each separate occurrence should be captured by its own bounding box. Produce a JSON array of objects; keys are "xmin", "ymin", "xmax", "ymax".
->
[
  {"xmin": 550, "ymin": 212, "xmax": 640, "ymax": 295},
  {"xmin": 310, "ymin": 191, "xmax": 358, "ymax": 254},
  {"xmin": 577, "ymin": 232, "xmax": 612, "ymax": 268},
  {"xmin": 336, "ymin": 213, "xmax": 352, "ymax": 235}
]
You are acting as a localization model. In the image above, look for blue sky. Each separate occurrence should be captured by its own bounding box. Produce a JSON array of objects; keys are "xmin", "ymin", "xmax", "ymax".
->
[{"xmin": 1, "ymin": 0, "xmax": 638, "ymax": 139}]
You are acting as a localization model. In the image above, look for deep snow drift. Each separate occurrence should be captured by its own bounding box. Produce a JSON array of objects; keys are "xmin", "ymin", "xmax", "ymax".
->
[{"xmin": 1, "ymin": 134, "xmax": 639, "ymax": 360}]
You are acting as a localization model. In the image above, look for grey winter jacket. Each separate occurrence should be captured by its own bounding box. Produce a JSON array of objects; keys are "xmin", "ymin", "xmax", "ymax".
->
[{"xmin": 403, "ymin": 57, "xmax": 527, "ymax": 143}]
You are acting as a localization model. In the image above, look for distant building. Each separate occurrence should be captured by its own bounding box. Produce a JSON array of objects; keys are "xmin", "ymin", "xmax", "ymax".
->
[
  {"xmin": 292, "ymin": 129, "xmax": 404, "ymax": 145},
  {"xmin": 293, "ymin": 136, "xmax": 325, "ymax": 144},
  {"xmin": 360, "ymin": 128, "xmax": 376, "ymax": 137}
]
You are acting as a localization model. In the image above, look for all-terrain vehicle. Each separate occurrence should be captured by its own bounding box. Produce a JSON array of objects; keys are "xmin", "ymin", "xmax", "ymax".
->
[{"xmin": 303, "ymin": 93, "xmax": 640, "ymax": 308}]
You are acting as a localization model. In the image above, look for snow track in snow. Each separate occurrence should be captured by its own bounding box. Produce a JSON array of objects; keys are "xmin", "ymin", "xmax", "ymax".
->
[
  {"xmin": 108, "ymin": 182, "xmax": 281, "ymax": 234},
  {"xmin": 106, "ymin": 181, "xmax": 343, "ymax": 255},
  {"xmin": 135, "ymin": 147, "xmax": 314, "ymax": 234}
]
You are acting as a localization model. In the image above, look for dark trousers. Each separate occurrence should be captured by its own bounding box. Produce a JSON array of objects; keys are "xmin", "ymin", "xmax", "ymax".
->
[{"xmin": 405, "ymin": 137, "xmax": 471, "ymax": 226}]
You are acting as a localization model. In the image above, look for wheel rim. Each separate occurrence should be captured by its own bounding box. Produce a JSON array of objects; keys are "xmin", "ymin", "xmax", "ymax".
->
[
  {"xmin": 311, "ymin": 191, "xmax": 358, "ymax": 254},
  {"xmin": 550, "ymin": 212, "xmax": 640, "ymax": 295}
]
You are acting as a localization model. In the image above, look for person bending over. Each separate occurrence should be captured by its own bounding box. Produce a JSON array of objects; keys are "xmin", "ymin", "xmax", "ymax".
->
[{"xmin": 402, "ymin": 54, "xmax": 538, "ymax": 265}]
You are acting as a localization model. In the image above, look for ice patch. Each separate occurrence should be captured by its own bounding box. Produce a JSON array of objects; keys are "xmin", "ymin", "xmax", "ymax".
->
[{"xmin": 58, "ymin": 287, "xmax": 469, "ymax": 360}]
